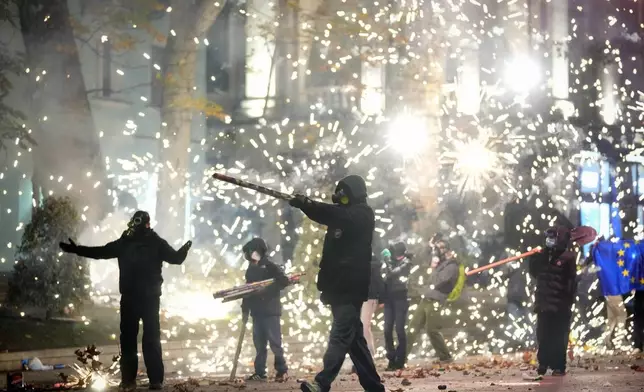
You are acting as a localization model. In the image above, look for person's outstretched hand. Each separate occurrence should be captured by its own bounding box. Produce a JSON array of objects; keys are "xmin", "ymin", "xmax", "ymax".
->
[
  {"xmin": 289, "ymin": 194, "xmax": 311, "ymax": 209},
  {"xmin": 59, "ymin": 238, "xmax": 79, "ymax": 254},
  {"xmin": 180, "ymin": 240, "xmax": 192, "ymax": 253}
]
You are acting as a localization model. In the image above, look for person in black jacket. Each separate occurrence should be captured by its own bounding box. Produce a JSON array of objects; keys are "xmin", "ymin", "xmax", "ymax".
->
[
  {"xmin": 289, "ymin": 174, "xmax": 385, "ymax": 392},
  {"xmin": 383, "ymin": 242, "xmax": 412, "ymax": 370},
  {"xmin": 59, "ymin": 211, "xmax": 192, "ymax": 391},
  {"xmin": 240, "ymin": 237, "xmax": 290, "ymax": 382},
  {"xmin": 529, "ymin": 226, "xmax": 577, "ymax": 376}
]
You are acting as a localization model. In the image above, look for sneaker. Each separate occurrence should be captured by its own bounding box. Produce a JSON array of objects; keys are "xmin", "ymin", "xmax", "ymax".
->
[
  {"xmin": 300, "ymin": 380, "xmax": 323, "ymax": 392},
  {"xmin": 275, "ymin": 372, "xmax": 289, "ymax": 382},
  {"xmin": 149, "ymin": 382, "xmax": 163, "ymax": 390},
  {"xmin": 551, "ymin": 369, "xmax": 566, "ymax": 376},
  {"xmin": 632, "ymin": 348, "xmax": 642, "ymax": 356},
  {"xmin": 246, "ymin": 374, "xmax": 268, "ymax": 382},
  {"xmin": 437, "ymin": 357, "xmax": 454, "ymax": 364},
  {"xmin": 537, "ymin": 366, "xmax": 547, "ymax": 376},
  {"xmin": 119, "ymin": 382, "xmax": 137, "ymax": 392}
]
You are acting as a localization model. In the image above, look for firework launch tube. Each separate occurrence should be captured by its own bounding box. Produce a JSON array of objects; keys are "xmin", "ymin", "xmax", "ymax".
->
[
  {"xmin": 465, "ymin": 247, "xmax": 542, "ymax": 276},
  {"xmin": 212, "ymin": 172, "xmax": 294, "ymax": 201},
  {"xmin": 213, "ymin": 272, "xmax": 305, "ymax": 301}
]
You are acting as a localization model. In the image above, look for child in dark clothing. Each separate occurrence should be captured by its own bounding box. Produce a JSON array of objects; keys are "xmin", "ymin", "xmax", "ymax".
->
[
  {"xmin": 241, "ymin": 238, "xmax": 290, "ymax": 382},
  {"xmin": 382, "ymin": 242, "xmax": 413, "ymax": 370}
]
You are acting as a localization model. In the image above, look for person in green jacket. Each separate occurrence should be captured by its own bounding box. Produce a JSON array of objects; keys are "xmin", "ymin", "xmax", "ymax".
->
[{"xmin": 406, "ymin": 234, "xmax": 459, "ymax": 363}]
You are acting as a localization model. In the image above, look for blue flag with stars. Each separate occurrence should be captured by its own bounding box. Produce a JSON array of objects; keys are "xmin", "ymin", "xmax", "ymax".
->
[{"xmin": 592, "ymin": 240, "xmax": 644, "ymax": 296}]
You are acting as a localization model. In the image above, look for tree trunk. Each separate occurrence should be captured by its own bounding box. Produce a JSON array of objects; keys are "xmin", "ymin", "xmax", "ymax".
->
[
  {"xmin": 155, "ymin": 0, "xmax": 224, "ymax": 240},
  {"xmin": 17, "ymin": 0, "xmax": 110, "ymax": 224}
]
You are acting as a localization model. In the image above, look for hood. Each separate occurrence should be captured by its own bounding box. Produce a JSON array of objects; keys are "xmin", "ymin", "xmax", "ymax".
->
[
  {"xmin": 389, "ymin": 242, "xmax": 407, "ymax": 260},
  {"xmin": 242, "ymin": 237, "xmax": 269, "ymax": 258},
  {"xmin": 335, "ymin": 175, "xmax": 368, "ymax": 203}
]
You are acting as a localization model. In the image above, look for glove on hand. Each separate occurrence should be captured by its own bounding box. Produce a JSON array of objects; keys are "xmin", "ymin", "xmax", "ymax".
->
[
  {"xmin": 289, "ymin": 194, "xmax": 311, "ymax": 209},
  {"xmin": 180, "ymin": 240, "xmax": 193, "ymax": 252},
  {"xmin": 59, "ymin": 238, "xmax": 79, "ymax": 254}
]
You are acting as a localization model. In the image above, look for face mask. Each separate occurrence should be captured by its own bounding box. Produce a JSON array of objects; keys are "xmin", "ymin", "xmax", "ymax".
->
[
  {"xmin": 331, "ymin": 188, "xmax": 350, "ymax": 205},
  {"xmin": 545, "ymin": 229, "xmax": 558, "ymax": 248},
  {"xmin": 545, "ymin": 237, "xmax": 557, "ymax": 248},
  {"xmin": 245, "ymin": 251, "xmax": 261, "ymax": 262}
]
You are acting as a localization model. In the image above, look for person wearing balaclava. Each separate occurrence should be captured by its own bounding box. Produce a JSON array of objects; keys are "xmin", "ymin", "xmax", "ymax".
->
[
  {"xmin": 59, "ymin": 211, "xmax": 192, "ymax": 391},
  {"xmin": 529, "ymin": 226, "xmax": 578, "ymax": 376},
  {"xmin": 240, "ymin": 237, "xmax": 290, "ymax": 382},
  {"xmin": 382, "ymin": 241, "xmax": 413, "ymax": 370},
  {"xmin": 406, "ymin": 234, "xmax": 458, "ymax": 363},
  {"xmin": 288, "ymin": 175, "xmax": 385, "ymax": 392}
]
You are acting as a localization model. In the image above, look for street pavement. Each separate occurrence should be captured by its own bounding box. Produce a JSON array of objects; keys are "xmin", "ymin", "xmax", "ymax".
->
[{"xmin": 137, "ymin": 355, "xmax": 644, "ymax": 392}]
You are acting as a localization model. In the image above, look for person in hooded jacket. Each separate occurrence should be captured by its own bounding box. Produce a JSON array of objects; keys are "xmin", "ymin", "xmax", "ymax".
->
[
  {"xmin": 382, "ymin": 242, "xmax": 412, "ymax": 370},
  {"xmin": 59, "ymin": 211, "xmax": 192, "ymax": 391},
  {"xmin": 406, "ymin": 235, "xmax": 457, "ymax": 363},
  {"xmin": 529, "ymin": 226, "xmax": 578, "ymax": 376},
  {"xmin": 288, "ymin": 174, "xmax": 385, "ymax": 392},
  {"xmin": 240, "ymin": 237, "xmax": 290, "ymax": 382}
]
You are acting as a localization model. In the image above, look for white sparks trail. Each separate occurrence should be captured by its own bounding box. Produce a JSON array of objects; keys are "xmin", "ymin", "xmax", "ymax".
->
[{"xmin": 0, "ymin": 0, "xmax": 642, "ymax": 380}]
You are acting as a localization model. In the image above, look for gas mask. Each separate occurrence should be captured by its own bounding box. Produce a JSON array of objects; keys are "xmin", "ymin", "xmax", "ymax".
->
[
  {"xmin": 331, "ymin": 188, "xmax": 350, "ymax": 205},
  {"xmin": 125, "ymin": 211, "xmax": 150, "ymax": 236},
  {"xmin": 545, "ymin": 229, "xmax": 557, "ymax": 248}
]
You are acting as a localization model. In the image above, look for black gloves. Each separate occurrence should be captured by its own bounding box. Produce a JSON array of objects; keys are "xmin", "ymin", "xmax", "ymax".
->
[
  {"xmin": 289, "ymin": 194, "xmax": 311, "ymax": 209},
  {"xmin": 59, "ymin": 238, "xmax": 79, "ymax": 254},
  {"xmin": 180, "ymin": 240, "xmax": 193, "ymax": 253}
]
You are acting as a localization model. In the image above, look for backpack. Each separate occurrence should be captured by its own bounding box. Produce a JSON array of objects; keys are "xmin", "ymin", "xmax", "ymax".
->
[{"xmin": 446, "ymin": 263, "xmax": 466, "ymax": 302}]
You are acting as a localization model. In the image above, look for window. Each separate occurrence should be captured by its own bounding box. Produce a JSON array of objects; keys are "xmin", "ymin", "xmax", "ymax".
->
[
  {"xmin": 150, "ymin": 46, "xmax": 164, "ymax": 107},
  {"xmin": 206, "ymin": 2, "xmax": 233, "ymax": 93},
  {"xmin": 100, "ymin": 39, "xmax": 112, "ymax": 97},
  {"xmin": 579, "ymin": 158, "xmax": 612, "ymax": 254},
  {"xmin": 579, "ymin": 160, "xmax": 611, "ymax": 195},
  {"xmin": 580, "ymin": 202, "xmax": 611, "ymax": 255}
]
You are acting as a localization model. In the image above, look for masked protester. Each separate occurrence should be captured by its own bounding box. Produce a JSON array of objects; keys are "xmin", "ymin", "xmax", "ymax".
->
[
  {"xmin": 240, "ymin": 238, "xmax": 290, "ymax": 382},
  {"xmin": 529, "ymin": 226, "xmax": 578, "ymax": 376},
  {"xmin": 406, "ymin": 235, "xmax": 457, "ymax": 363},
  {"xmin": 383, "ymin": 242, "xmax": 412, "ymax": 370},
  {"xmin": 59, "ymin": 211, "xmax": 192, "ymax": 391},
  {"xmin": 289, "ymin": 175, "xmax": 385, "ymax": 392}
]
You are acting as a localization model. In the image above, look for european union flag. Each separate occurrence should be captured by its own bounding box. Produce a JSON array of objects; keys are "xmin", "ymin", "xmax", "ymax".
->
[{"xmin": 592, "ymin": 239, "xmax": 644, "ymax": 296}]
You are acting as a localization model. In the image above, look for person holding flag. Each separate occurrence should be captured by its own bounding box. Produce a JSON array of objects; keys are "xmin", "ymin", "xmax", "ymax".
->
[{"xmin": 591, "ymin": 237, "xmax": 644, "ymax": 355}]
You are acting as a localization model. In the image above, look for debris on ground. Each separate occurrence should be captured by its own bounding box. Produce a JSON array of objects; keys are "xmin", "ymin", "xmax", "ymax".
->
[{"xmin": 57, "ymin": 345, "xmax": 120, "ymax": 389}]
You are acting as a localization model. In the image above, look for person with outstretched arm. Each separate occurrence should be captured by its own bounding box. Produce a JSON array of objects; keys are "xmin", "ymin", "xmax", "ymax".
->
[
  {"xmin": 240, "ymin": 237, "xmax": 290, "ymax": 382},
  {"xmin": 289, "ymin": 175, "xmax": 385, "ymax": 392},
  {"xmin": 59, "ymin": 211, "xmax": 192, "ymax": 392}
]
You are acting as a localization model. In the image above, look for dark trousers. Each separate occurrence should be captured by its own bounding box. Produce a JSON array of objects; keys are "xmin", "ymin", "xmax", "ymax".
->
[
  {"xmin": 536, "ymin": 311, "xmax": 571, "ymax": 371},
  {"xmin": 120, "ymin": 294, "xmax": 163, "ymax": 385},
  {"xmin": 634, "ymin": 291, "xmax": 644, "ymax": 350},
  {"xmin": 315, "ymin": 303, "xmax": 385, "ymax": 392},
  {"xmin": 252, "ymin": 315, "xmax": 287, "ymax": 376},
  {"xmin": 384, "ymin": 298, "xmax": 408, "ymax": 364}
]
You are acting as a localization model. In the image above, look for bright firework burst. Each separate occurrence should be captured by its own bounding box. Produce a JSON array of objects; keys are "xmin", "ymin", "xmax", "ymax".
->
[{"xmin": 0, "ymin": 0, "xmax": 643, "ymax": 382}]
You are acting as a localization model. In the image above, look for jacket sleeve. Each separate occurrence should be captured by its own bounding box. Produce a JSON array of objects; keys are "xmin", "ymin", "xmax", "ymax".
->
[
  {"xmin": 260, "ymin": 262, "xmax": 289, "ymax": 296},
  {"xmin": 75, "ymin": 239, "xmax": 122, "ymax": 260},
  {"xmin": 433, "ymin": 262, "xmax": 459, "ymax": 293},
  {"xmin": 159, "ymin": 238, "xmax": 189, "ymax": 265},
  {"xmin": 528, "ymin": 254, "xmax": 543, "ymax": 278},
  {"xmin": 298, "ymin": 200, "xmax": 368, "ymax": 229},
  {"xmin": 386, "ymin": 260, "xmax": 411, "ymax": 279}
]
